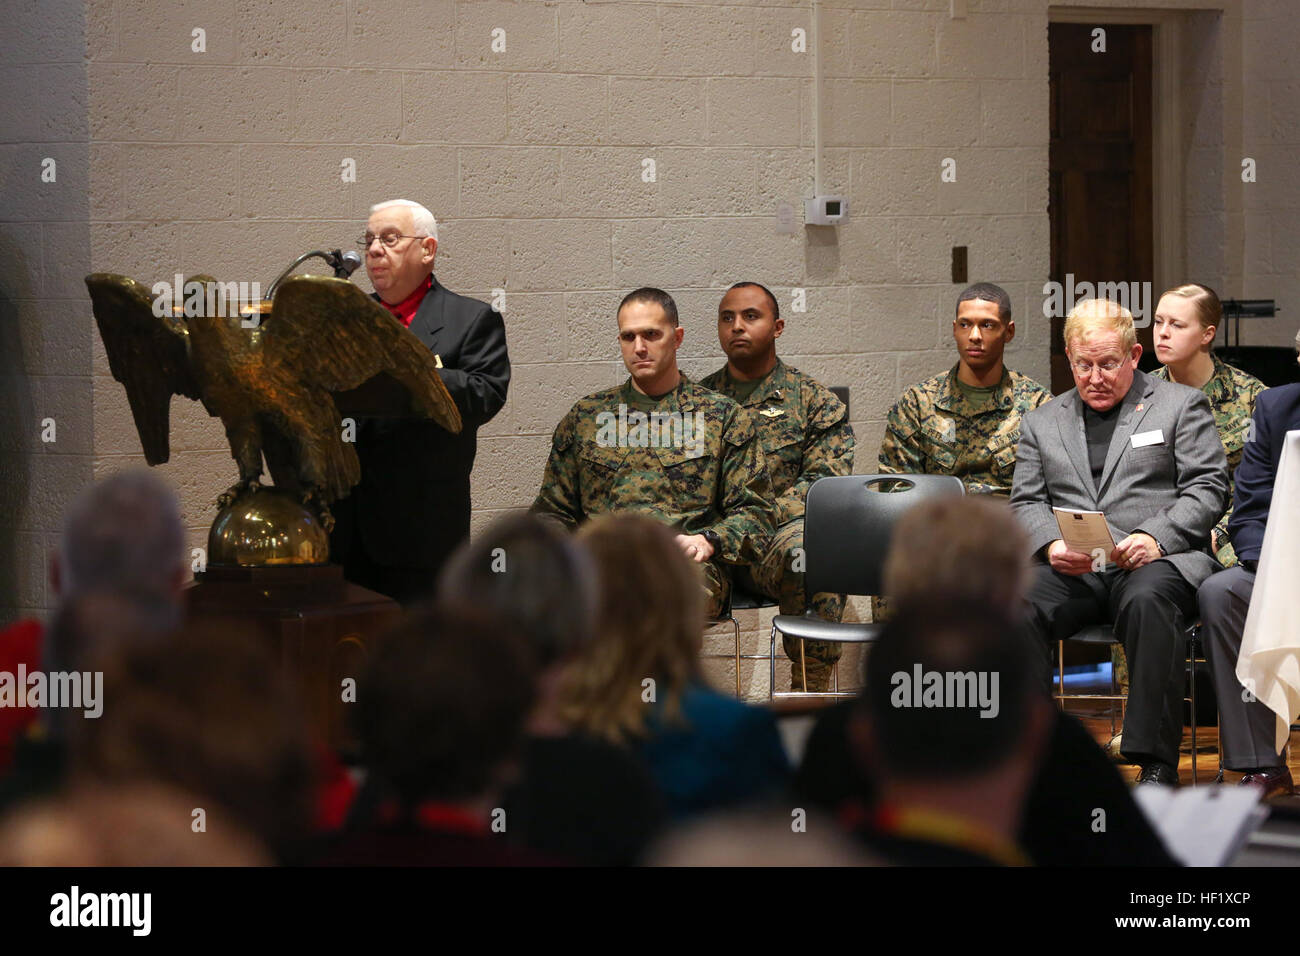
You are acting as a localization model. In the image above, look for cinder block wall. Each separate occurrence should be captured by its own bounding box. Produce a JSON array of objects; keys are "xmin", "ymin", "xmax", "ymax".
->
[
  {"xmin": 0, "ymin": 0, "xmax": 94, "ymax": 621},
  {"xmin": 3, "ymin": 0, "xmax": 1296, "ymax": 695},
  {"xmin": 1239, "ymin": 0, "xmax": 1300, "ymax": 347}
]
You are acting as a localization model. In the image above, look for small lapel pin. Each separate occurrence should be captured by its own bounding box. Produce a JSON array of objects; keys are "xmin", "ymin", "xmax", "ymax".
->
[{"xmin": 1135, "ymin": 403, "xmax": 1143, "ymax": 412}]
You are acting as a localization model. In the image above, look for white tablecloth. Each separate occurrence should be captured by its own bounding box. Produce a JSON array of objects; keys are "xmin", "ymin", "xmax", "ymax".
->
[{"xmin": 1236, "ymin": 429, "xmax": 1300, "ymax": 753}]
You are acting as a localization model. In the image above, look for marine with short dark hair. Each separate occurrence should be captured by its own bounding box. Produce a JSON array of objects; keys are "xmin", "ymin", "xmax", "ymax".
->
[
  {"xmin": 700, "ymin": 282, "xmax": 854, "ymax": 692},
  {"xmin": 878, "ymin": 282, "xmax": 1051, "ymax": 497},
  {"xmin": 532, "ymin": 288, "xmax": 775, "ymax": 621}
]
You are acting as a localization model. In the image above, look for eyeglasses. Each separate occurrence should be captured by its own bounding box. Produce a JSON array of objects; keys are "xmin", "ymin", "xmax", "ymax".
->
[
  {"xmin": 1071, "ymin": 360, "xmax": 1124, "ymax": 375},
  {"xmin": 357, "ymin": 233, "xmax": 424, "ymax": 249}
]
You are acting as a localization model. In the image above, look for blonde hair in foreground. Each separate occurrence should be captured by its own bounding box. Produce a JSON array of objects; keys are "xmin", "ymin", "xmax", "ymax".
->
[
  {"xmin": 1063, "ymin": 297, "xmax": 1136, "ymax": 353},
  {"xmin": 883, "ymin": 496, "xmax": 1030, "ymax": 615},
  {"xmin": 561, "ymin": 514, "xmax": 705, "ymax": 743}
]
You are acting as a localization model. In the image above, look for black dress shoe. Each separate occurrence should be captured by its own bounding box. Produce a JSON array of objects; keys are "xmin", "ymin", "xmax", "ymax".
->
[
  {"xmin": 1136, "ymin": 762, "xmax": 1179, "ymax": 787},
  {"xmin": 1239, "ymin": 766, "xmax": 1296, "ymax": 800}
]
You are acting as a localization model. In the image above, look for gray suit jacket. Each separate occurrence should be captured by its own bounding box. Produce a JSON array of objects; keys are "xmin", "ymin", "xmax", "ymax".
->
[{"xmin": 1010, "ymin": 369, "xmax": 1229, "ymax": 588}]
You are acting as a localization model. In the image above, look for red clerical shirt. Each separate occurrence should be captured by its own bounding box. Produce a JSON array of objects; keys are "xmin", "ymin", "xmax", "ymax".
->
[{"xmin": 380, "ymin": 275, "xmax": 433, "ymax": 328}]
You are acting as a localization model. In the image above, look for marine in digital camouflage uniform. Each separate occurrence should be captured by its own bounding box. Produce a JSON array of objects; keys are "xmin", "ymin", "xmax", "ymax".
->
[
  {"xmin": 878, "ymin": 365, "xmax": 1052, "ymax": 496},
  {"xmin": 701, "ymin": 356, "xmax": 854, "ymax": 690},
  {"xmin": 531, "ymin": 288, "xmax": 775, "ymax": 622},
  {"xmin": 875, "ymin": 283, "xmax": 1052, "ymax": 623},
  {"xmin": 1153, "ymin": 355, "xmax": 1264, "ymax": 569}
]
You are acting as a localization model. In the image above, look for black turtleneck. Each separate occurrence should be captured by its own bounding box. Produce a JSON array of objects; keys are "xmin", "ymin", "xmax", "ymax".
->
[{"xmin": 1082, "ymin": 401, "xmax": 1123, "ymax": 485}]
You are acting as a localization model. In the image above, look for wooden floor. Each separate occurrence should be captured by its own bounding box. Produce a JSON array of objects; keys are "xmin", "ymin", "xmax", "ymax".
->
[
  {"xmin": 767, "ymin": 667, "xmax": 1300, "ymax": 793},
  {"xmin": 1065, "ymin": 680, "xmax": 1300, "ymax": 788}
]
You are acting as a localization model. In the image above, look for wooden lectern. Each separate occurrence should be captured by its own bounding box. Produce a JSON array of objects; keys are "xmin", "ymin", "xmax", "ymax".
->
[{"xmin": 186, "ymin": 565, "xmax": 398, "ymax": 754}]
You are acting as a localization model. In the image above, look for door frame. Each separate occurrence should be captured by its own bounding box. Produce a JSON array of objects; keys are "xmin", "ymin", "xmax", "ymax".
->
[{"xmin": 1048, "ymin": 6, "xmax": 1188, "ymax": 297}]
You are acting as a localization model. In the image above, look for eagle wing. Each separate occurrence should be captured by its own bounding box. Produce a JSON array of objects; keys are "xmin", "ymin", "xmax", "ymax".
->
[
  {"xmin": 86, "ymin": 273, "xmax": 202, "ymax": 465},
  {"xmin": 260, "ymin": 275, "xmax": 462, "ymax": 435}
]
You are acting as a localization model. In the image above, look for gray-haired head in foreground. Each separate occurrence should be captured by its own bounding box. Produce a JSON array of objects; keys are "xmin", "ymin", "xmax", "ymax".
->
[
  {"xmin": 436, "ymin": 511, "xmax": 598, "ymax": 668},
  {"xmin": 58, "ymin": 469, "xmax": 185, "ymax": 606}
]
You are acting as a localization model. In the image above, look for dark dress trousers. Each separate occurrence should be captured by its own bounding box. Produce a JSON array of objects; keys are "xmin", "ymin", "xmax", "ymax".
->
[
  {"xmin": 1010, "ymin": 370, "xmax": 1229, "ymax": 768},
  {"xmin": 1200, "ymin": 383, "xmax": 1300, "ymax": 771},
  {"xmin": 331, "ymin": 277, "xmax": 510, "ymax": 603}
]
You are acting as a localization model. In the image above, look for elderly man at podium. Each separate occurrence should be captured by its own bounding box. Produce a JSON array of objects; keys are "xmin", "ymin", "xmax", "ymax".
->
[{"xmin": 330, "ymin": 199, "xmax": 511, "ymax": 604}]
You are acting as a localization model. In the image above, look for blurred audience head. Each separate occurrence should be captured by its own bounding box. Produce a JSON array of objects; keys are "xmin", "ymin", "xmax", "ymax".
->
[
  {"xmin": 858, "ymin": 604, "xmax": 1048, "ymax": 831},
  {"xmin": 44, "ymin": 590, "xmax": 176, "ymax": 677},
  {"xmin": 438, "ymin": 511, "xmax": 598, "ymax": 669},
  {"xmin": 54, "ymin": 469, "xmax": 185, "ymax": 611},
  {"xmin": 0, "ymin": 783, "xmax": 270, "ymax": 866},
  {"xmin": 562, "ymin": 514, "xmax": 704, "ymax": 743},
  {"xmin": 883, "ymin": 496, "xmax": 1029, "ymax": 615},
  {"xmin": 357, "ymin": 604, "xmax": 535, "ymax": 810},
  {"xmin": 67, "ymin": 624, "xmax": 316, "ymax": 861},
  {"xmin": 647, "ymin": 809, "xmax": 875, "ymax": 867}
]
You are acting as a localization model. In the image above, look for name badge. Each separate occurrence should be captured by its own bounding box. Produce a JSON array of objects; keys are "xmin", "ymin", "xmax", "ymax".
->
[{"xmin": 1131, "ymin": 429, "xmax": 1164, "ymax": 448}]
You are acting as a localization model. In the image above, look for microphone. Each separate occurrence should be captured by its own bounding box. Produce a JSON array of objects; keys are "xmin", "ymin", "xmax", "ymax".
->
[
  {"xmin": 333, "ymin": 250, "xmax": 362, "ymax": 278},
  {"xmin": 267, "ymin": 248, "xmax": 363, "ymax": 299}
]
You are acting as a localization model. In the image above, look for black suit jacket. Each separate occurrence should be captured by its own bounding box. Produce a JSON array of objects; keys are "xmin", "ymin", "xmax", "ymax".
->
[
  {"xmin": 1228, "ymin": 382, "xmax": 1300, "ymax": 563},
  {"xmin": 332, "ymin": 276, "xmax": 510, "ymax": 569}
]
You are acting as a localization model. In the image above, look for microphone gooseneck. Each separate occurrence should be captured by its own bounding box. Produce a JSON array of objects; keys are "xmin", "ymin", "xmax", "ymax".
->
[{"xmin": 267, "ymin": 249, "xmax": 361, "ymax": 299}]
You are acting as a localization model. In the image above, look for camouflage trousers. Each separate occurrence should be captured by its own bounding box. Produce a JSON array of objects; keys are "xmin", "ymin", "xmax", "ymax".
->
[
  {"xmin": 1111, "ymin": 644, "xmax": 1130, "ymax": 694},
  {"xmin": 870, "ymin": 595, "xmax": 892, "ymax": 625},
  {"xmin": 745, "ymin": 520, "xmax": 846, "ymax": 690},
  {"xmin": 701, "ymin": 559, "xmax": 730, "ymax": 623}
]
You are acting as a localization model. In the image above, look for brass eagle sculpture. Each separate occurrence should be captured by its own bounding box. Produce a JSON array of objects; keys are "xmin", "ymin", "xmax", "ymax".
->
[{"xmin": 87, "ymin": 273, "xmax": 462, "ymax": 532}]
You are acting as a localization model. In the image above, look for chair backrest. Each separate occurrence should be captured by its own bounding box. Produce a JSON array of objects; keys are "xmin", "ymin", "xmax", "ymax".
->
[{"xmin": 803, "ymin": 474, "xmax": 965, "ymax": 598}]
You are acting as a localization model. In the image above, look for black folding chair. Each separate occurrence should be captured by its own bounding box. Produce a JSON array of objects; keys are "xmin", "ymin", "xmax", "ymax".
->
[
  {"xmin": 1056, "ymin": 623, "xmax": 1206, "ymax": 784},
  {"xmin": 769, "ymin": 473, "xmax": 965, "ymax": 699},
  {"xmin": 705, "ymin": 585, "xmax": 778, "ymax": 698}
]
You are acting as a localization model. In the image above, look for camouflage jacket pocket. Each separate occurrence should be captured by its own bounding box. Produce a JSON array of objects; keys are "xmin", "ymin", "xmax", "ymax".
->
[
  {"xmin": 578, "ymin": 446, "xmax": 622, "ymax": 512},
  {"xmin": 990, "ymin": 430, "xmax": 1020, "ymax": 481},
  {"xmin": 657, "ymin": 445, "xmax": 715, "ymax": 509},
  {"xmin": 763, "ymin": 421, "xmax": 804, "ymax": 495},
  {"xmin": 923, "ymin": 438, "xmax": 958, "ymax": 471},
  {"xmin": 919, "ymin": 419, "xmax": 957, "ymax": 472}
]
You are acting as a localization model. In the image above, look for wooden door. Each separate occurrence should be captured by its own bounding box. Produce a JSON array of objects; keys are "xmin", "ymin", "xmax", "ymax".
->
[{"xmin": 1048, "ymin": 23, "xmax": 1154, "ymax": 394}]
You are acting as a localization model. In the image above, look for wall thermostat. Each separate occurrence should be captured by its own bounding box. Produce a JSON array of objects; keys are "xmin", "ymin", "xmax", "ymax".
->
[{"xmin": 804, "ymin": 195, "xmax": 849, "ymax": 226}]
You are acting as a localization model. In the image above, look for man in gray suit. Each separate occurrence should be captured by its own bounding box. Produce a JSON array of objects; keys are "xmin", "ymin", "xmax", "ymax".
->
[{"xmin": 1011, "ymin": 298, "xmax": 1229, "ymax": 786}]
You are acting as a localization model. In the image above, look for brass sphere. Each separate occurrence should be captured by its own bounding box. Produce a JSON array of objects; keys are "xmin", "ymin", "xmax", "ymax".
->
[{"xmin": 208, "ymin": 487, "xmax": 330, "ymax": 567}]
